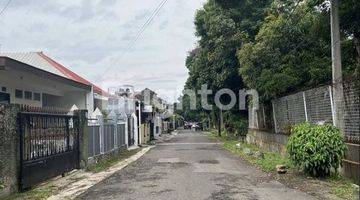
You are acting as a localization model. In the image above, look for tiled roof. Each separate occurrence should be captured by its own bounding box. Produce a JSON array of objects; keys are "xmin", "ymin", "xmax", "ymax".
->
[{"xmin": 0, "ymin": 52, "xmax": 108, "ymax": 96}]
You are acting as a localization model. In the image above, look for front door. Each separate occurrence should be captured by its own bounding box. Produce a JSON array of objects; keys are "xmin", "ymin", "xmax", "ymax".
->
[{"xmin": 0, "ymin": 92, "xmax": 10, "ymax": 104}]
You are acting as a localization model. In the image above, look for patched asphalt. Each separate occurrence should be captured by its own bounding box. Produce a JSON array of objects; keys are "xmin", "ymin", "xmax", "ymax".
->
[{"xmin": 77, "ymin": 130, "xmax": 316, "ymax": 200}]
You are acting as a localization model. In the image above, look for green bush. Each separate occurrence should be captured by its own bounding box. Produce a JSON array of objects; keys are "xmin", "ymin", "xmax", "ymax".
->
[
  {"xmin": 287, "ymin": 123, "xmax": 347, "ymax": 177},
  {"xmin": 224, "ymin": 113, "xmax": 248, "ymax": 136}
]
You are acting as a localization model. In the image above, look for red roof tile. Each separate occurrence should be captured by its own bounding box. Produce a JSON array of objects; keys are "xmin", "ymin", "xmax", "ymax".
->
[{"xmin": 38, "ymin": 52, "xmax": 108, "ymax": 96}]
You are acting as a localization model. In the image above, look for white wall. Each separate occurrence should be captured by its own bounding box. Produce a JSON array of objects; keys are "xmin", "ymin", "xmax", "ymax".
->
[
  {"xmin": 0, "ymin": 67, "xmax": 91, "ymax": 111},
  {"xmin": 42, "ymin": 91, "xmax": 87, "ymax": 110},
  {"xmin": 153, "ymin": 115, "xmax": 162, "ymax": 137}
]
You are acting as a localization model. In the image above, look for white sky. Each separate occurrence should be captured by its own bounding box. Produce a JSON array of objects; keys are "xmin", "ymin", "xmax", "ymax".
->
[{"xmin": 0, "ymin": 0, "xmax": 206, "ymax": 102}]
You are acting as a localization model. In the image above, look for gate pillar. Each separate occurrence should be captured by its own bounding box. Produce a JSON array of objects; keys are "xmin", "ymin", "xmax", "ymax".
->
[
  {"xmin": 0, "ymin": 104, "xmax": 20, "ymax": 197},
  {"xmin": 74, "ymin": 110, "xmax": 88, "ymax": 169}
]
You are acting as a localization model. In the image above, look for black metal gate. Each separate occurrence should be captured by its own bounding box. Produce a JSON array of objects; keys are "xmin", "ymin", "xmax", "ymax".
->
[{"xmin": 18, "ymin": 112, "xmax": 80, "ymax": 190}]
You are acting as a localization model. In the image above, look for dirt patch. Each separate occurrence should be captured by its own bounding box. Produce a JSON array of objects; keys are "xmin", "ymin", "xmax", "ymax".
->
[
  {"xmin": 270, "ymin": 171, "xmax": 344, "ymax": 200},
  {"xmin": 199, "ymin": 160, "xmax": 219, "ymax": 164}
]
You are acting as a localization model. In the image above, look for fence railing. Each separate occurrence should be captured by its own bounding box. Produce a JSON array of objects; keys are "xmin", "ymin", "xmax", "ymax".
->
[
  {"xmin": 270, "ymin": 79, "xmax": 359, "ymax": 143},
  {"xmin": 18, "ymin": 112, "xmax": 79, "ymax": 161},
  {"xmin": 17, "ymin": 111, "xmax": 80, "ymax": 189},
  {"xmin": 86, "ymin": 117, "xmax": 127, "ymax": 158}
]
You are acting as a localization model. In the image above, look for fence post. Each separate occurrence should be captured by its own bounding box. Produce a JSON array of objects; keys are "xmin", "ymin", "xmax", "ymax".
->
[
  {"xmin": 113, "ymin": 115, "xmax": 118, "ymax": 149},
  {"xmin": 303, "ymin": 92, "xmax": 309, "ymax": 122},
  {"xmin": 272, "ymin": 101, "xmax": 278, "ymax": 133},
  {"xmin": 124, "ymin": 117, "xmax": 129, "ymax": 148},
  {"xmin": 98, "ymin": 116, "xmax": 105, "ymax": 154},
  {"xmin": 73, "ymin": 109, "xmax": 88, "ymax": 169},
  {"xmin": 329, "ymin": 86, "xmax": 336, "ymax": 126}
]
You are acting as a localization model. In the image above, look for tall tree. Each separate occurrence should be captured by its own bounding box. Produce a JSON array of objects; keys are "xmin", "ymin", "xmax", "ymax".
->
[{"xmin": 238, "ymin": 4, "xmax": 333, "ymax": 100}]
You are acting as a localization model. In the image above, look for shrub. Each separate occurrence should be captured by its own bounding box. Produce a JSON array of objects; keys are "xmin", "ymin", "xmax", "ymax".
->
[
  {"xmin": 287, "ymin": 123, "xmax": 347, "ymax": 177},
  {"xmin": 224, "ymin": 113, "xmax": 248, "ymax": 136}
]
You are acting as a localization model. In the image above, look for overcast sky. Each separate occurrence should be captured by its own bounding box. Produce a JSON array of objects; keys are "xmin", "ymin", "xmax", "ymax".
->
[{"xmin": 0, "ymin": 0, "xmax": 206, "ymax": 102}]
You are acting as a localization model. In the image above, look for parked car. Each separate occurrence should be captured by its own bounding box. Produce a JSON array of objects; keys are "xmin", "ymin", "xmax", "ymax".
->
[{"xmin": 184, "ymin": 122, "xmax": 192, "ymax": 129}]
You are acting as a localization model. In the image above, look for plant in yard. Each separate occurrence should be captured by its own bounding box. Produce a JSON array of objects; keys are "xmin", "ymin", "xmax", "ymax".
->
[{"xmin": 287, "ymin": 123, "xmax": 347, "ymax": 177}]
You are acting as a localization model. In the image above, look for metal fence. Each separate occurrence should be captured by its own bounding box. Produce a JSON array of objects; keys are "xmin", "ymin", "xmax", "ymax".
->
[
  {"xmin": 18, "ymin": 111, "xmax": 80, "ymax": 189},
  {"xmin": 249, "ymin": 77, "xmax": 359, "ymax": 183},
  {"xmin": 271, "ymin": 79, "xmax": 359, "ymax": 143},
  {"xmin": 86, "ymin": 117, "xmax": 126, "ymax": 158},
  {"xmin": 340, "ymin": 78, "xmax": 360, "ymax": 142},
  {"xmin": 19, "ymin": 112, "xmax": 79, "ymax": 161},
  {"xmin": 272, "ymin": 85, "xmax": 333, "ymax": 133}
]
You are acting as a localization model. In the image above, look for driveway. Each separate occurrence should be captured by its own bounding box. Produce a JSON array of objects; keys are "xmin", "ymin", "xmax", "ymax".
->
[{"xmin": 77, "ymin": 130, "xmax": 316, "ymax": 200}]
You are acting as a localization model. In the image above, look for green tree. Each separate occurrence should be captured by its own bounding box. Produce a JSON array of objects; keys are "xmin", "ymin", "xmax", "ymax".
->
[
  {"xmin": 181, "ymin": 0, "xmax": 272, "ymax": 135},
  {"xmin": 238, "ymin": 5, "xmax": 333, "ymax": 100},
  {"xmin": 308, "ymin": 0, "xmax": 360, "ymax": 73}
]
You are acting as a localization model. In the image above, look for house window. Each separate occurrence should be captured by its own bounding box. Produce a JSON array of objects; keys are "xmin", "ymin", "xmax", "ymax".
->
[
  {"xmin": 33, "ymin": 93, "xmax": 41, "ymax": 101},
  {"xmin": 1, "ymin": 87, "xmax": 6, "ymax": 92},
  {"xmin": 15, "ymin": 89, "xmax": 23, "ymax": 99},
  {"xmin": 25, "ymin": 91, "xmax": 32, "ymax": 100}
]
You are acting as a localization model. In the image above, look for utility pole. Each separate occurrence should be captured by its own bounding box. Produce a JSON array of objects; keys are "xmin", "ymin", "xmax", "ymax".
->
[{"xmin": 330, "ymin": 0, "xmax": 344, "ymax": 129}]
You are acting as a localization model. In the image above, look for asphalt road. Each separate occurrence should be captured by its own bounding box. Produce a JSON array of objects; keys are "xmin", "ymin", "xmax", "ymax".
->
[{"xmin": 77, "ymin": 130, "xmax": 315, "ymax": 200}]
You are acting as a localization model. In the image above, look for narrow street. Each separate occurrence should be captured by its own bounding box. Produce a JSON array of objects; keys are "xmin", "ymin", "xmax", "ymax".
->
[{"xmin": 77, "ymin": 130, "xmax": 315, "ymax": 200}]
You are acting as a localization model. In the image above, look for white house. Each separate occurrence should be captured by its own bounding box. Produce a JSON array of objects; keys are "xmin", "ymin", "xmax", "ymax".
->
[
  {"xmin": 0, "ymin": 55, "xmax": 93, "ymax": 112},
  {"xmin": 0, "ymin": 52, "xmax": 108, "ymax": 114},
  {"xmin": 107, "ymin": 85, "xmax": 140, "ymax": 147}
]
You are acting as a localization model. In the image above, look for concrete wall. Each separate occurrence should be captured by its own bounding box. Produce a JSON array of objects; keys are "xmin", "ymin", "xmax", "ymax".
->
[
  {"xmin": 246, "ymin": 129, "xmax": 289, "ymax": 157},
  {"xmin": 0, "ymin": 105, "xmax": 20, "ymax": 198}
]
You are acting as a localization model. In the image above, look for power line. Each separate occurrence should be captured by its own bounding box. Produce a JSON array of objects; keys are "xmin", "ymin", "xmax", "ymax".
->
[
  {"xmin": 0, "ymin": 0, "xmax": 12, "ymax": 16},
  {"xmin": 128, "ymin": 0, "xmax": 168, "ymax": 53},
  {"xmin": 101, "ymin": 0, "xmax": 168, "ymax": 78}
]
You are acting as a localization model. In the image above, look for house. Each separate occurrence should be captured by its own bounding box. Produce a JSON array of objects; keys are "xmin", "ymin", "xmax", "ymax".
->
[
  {"xmin": 135, "ymin": 88, "xmax": 172, "ymax": 139},
  {"xmin": 107, "ymin": 85, "xmax": 141, "ymax": 147},
  {"xmin": 0, "ymin": 52, "xmax": 108, "ymax": 114},
  {"xmin": 0, "ymin": 55, "xmax": 93, "ymax": 112}
]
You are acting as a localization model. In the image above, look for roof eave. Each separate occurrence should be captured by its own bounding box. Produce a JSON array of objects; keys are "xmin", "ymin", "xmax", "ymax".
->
[{"xmin": 0, "ymin": 56, "xmax": 92, "ymax": 91}]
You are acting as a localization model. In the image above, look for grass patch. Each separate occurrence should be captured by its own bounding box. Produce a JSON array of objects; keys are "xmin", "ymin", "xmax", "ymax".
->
[
  {"xmin": 209, "ymin": 131, "xmax": 359, "ymax": 199},
  {"xmin": 328, "ymin": 175, "xmax": 360, "ymax": 200},
  {"xmin": 86, "ymin": 148, "xmax": 142, "ymax": 173},
  {"xmin": 1, "ymin": 184, "xmax": 58, "ymax": 200},
  {"xmin": 222, "ymin": 139, "xmax": 293, "ymax": 172}
]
